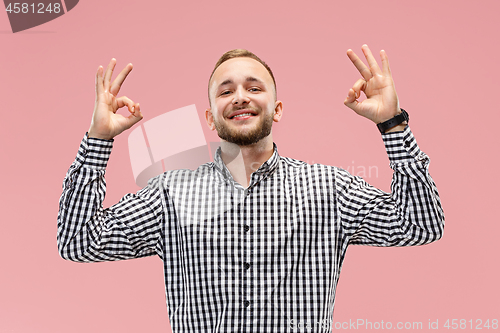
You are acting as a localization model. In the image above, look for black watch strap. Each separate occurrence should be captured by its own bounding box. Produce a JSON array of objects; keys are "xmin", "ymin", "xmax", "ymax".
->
[{"xmin": 377, "ymin": 108, "xmax": 409, "ymax": 134}]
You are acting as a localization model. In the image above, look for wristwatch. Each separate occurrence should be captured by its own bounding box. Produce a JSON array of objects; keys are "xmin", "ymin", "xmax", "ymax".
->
[{"xmin": 377, "ymin": 108, "xmax": 409, "ymax": 134}]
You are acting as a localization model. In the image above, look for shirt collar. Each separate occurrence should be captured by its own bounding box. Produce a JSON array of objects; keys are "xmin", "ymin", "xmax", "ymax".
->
[{"xmin": 213, "ymin": 143, "xmax": 280, "ymax": 184}]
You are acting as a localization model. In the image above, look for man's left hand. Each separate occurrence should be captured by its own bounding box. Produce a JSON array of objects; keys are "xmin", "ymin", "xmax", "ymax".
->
[{"xmin": 344, "ymin": 45, "xmax": 401, "ymax": 125}]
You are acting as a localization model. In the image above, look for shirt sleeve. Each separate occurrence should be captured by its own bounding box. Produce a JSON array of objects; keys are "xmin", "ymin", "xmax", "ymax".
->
[
  {"xmin": 57, "ymin": 134, "xmax": 165, "ymax": 262},
  {"xmin": 336, "ymin": 125, "xmax": 445, "ymax": 246}
]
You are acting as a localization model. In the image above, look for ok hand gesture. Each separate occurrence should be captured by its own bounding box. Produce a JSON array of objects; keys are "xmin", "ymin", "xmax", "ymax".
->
[
  {"xmin": 88, "ymin": 59, "xmax": 143, "ymax": 140},
  {"xmin": 344, "ymin": 45, "xmax": 401, "ymax": 125}
]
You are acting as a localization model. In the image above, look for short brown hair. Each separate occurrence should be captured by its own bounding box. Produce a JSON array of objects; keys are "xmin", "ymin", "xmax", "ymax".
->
[{"xmin": 208, "ymin": 49, "xmax": 277, "ymax": 103}]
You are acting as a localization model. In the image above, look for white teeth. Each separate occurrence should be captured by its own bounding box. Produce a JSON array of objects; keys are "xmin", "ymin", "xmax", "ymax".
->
[{"xmin": 233, "ymin": 113, "xmax": 253, "ymax": 118}]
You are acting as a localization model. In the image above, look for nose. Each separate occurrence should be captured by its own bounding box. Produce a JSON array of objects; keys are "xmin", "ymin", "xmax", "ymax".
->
[{"xmin": 232, "ymin": 87, "xmax": 250, "ymax": 105}]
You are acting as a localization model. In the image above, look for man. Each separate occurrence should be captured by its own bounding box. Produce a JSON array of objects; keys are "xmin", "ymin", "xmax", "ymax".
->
[{"xmin": 58, "ymin": 46, "xmax": 444, "ymax": 332}]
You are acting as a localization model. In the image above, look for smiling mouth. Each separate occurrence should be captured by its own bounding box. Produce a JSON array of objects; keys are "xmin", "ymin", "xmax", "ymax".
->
[{"xmin": 230, "ymin": 112, "xmax": 256, "ymax": 119}]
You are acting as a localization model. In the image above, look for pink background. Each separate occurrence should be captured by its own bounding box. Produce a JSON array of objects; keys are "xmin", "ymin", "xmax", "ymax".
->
[{"xmin": 1, "ymin": 0, "xmax": 499, "ymax": 332}]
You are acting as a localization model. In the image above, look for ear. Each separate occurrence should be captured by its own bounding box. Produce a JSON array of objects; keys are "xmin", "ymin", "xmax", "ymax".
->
[
  {"xmin": 273, "ymin": 100, "xmax": 283, "ymax": 122},
  {"xmin": 205, "ymin": 107, "xmax": 216, "ymax": 131}
]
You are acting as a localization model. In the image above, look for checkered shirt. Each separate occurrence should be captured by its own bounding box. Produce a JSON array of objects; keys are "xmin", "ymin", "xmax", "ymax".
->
[{"xmin": 57, "ymin": 125, "xmax": 444, "ymax": 332}]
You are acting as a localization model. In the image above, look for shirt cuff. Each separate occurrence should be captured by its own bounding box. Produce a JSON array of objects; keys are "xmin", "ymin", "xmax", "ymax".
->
[
  {"xmin": 382, "ymin": 125, "xmax": 429, "ymax": 166},
  {"xmin": 75, "ymin": 133, "xmax": 114, "ymax": 170}
]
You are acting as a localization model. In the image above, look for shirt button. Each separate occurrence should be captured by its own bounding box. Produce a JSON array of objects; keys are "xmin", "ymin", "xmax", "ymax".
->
[
  {"xmin": 416, "ymin": 151, "xmax": 427, "ymax": 161},
  {"xmin": 244, "ymin": 225, "xmax": 250, "ymax": 232},
  {"xmin": 404, "ymin": 141, "xmax": 410, "ymax": 147},
  {"xmin": 244, "ymin": 300, "xmax": 251, "ymax": 308},
  {"xmin": 244, "ymin": 262, "xmax": 251, "ymax": 270}
]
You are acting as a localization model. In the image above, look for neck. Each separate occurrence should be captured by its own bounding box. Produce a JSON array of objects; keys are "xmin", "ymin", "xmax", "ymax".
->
[{"xmin": 220, "ymin": 135, "xmax": 274, "ymax": 188}]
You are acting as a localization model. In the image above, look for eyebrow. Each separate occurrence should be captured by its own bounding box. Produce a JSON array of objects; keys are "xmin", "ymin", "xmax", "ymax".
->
[{"xmin": 218, "ymin": 77, "xmax": 264, "ymax": 89}]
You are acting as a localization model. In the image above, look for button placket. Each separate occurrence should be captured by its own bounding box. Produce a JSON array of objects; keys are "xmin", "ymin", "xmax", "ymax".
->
[{"xmin": 241, "ymin": 191, "xmax": 254, "ymax": 314}]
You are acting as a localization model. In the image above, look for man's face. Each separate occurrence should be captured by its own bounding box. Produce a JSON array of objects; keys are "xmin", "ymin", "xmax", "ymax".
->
[{"xmin": 206, "ymin": 57, "xmax": 282, "ymax": 146}]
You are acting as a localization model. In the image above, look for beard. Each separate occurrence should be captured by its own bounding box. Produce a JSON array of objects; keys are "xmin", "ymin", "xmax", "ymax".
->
[{"xmin": 214, "ymin": 108, "xmax": 274, "ymax": 146}]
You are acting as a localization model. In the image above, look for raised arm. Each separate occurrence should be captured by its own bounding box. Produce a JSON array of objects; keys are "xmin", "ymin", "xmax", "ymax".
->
[
  {"xmin": 336, "ymin": 127, "xmax": 445, "ymax": 247},
  {"xmin": 57, "ymin": 60, "xmax": 164, "ymax": 262},
  {"xmin": 338, "ymin": 46, "xmax": 444, "ymax": 246}
]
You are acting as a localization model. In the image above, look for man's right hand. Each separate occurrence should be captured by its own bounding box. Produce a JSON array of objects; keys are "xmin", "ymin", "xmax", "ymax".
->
[{"xmin": 88, "ymin": 58, "xmax": 143, "ymax": 140}]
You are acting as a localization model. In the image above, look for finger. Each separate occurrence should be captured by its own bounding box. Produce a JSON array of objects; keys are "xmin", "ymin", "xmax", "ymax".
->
[
  {"xmin": 380, "ymin": 49, "xmax": 392, "ymax": 76},
  {"xmin": 115, "ymin": 96, "xmax": 136, "ymax": 113},
  {"xmin": 134, "ymin": 103, "xmax": 141, "ymax": 115},
  {"xmin": 352, "ymin": 78, "xmax": 366, "ymax": 99},
  {"xmin": 361, "ymin": 44, "xmax": 382, "ymax": 76},
  {"xmin": 123, "ymin": 103, "xmax": 144, "ymax": 129},
  {"xmin": 95, "ymin": 65, "xmax": 104, "ymax": 95},
  {"xmin": 110, "ymin": 63, "xmax": 133, "ymax": 96},
  {"xmin": 130, "ymin": 103, "xmax": 143, "ymax": 120},
  {"xmin": 103, "ymin": 58, "xmax": 116, "ymax": 92},
  {"xmin": 347, "ymin": 49, "xmax": 372, "ymax": 81},
  {"xmin": 344, "ymin": 88, "xmax": 361, "ymax": 113}
]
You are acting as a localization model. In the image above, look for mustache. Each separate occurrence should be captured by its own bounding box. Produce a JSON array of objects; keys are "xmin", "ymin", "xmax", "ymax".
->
[{"xmin": 230, "ymin": 106, "xmax": 259, "ymax": 112}]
